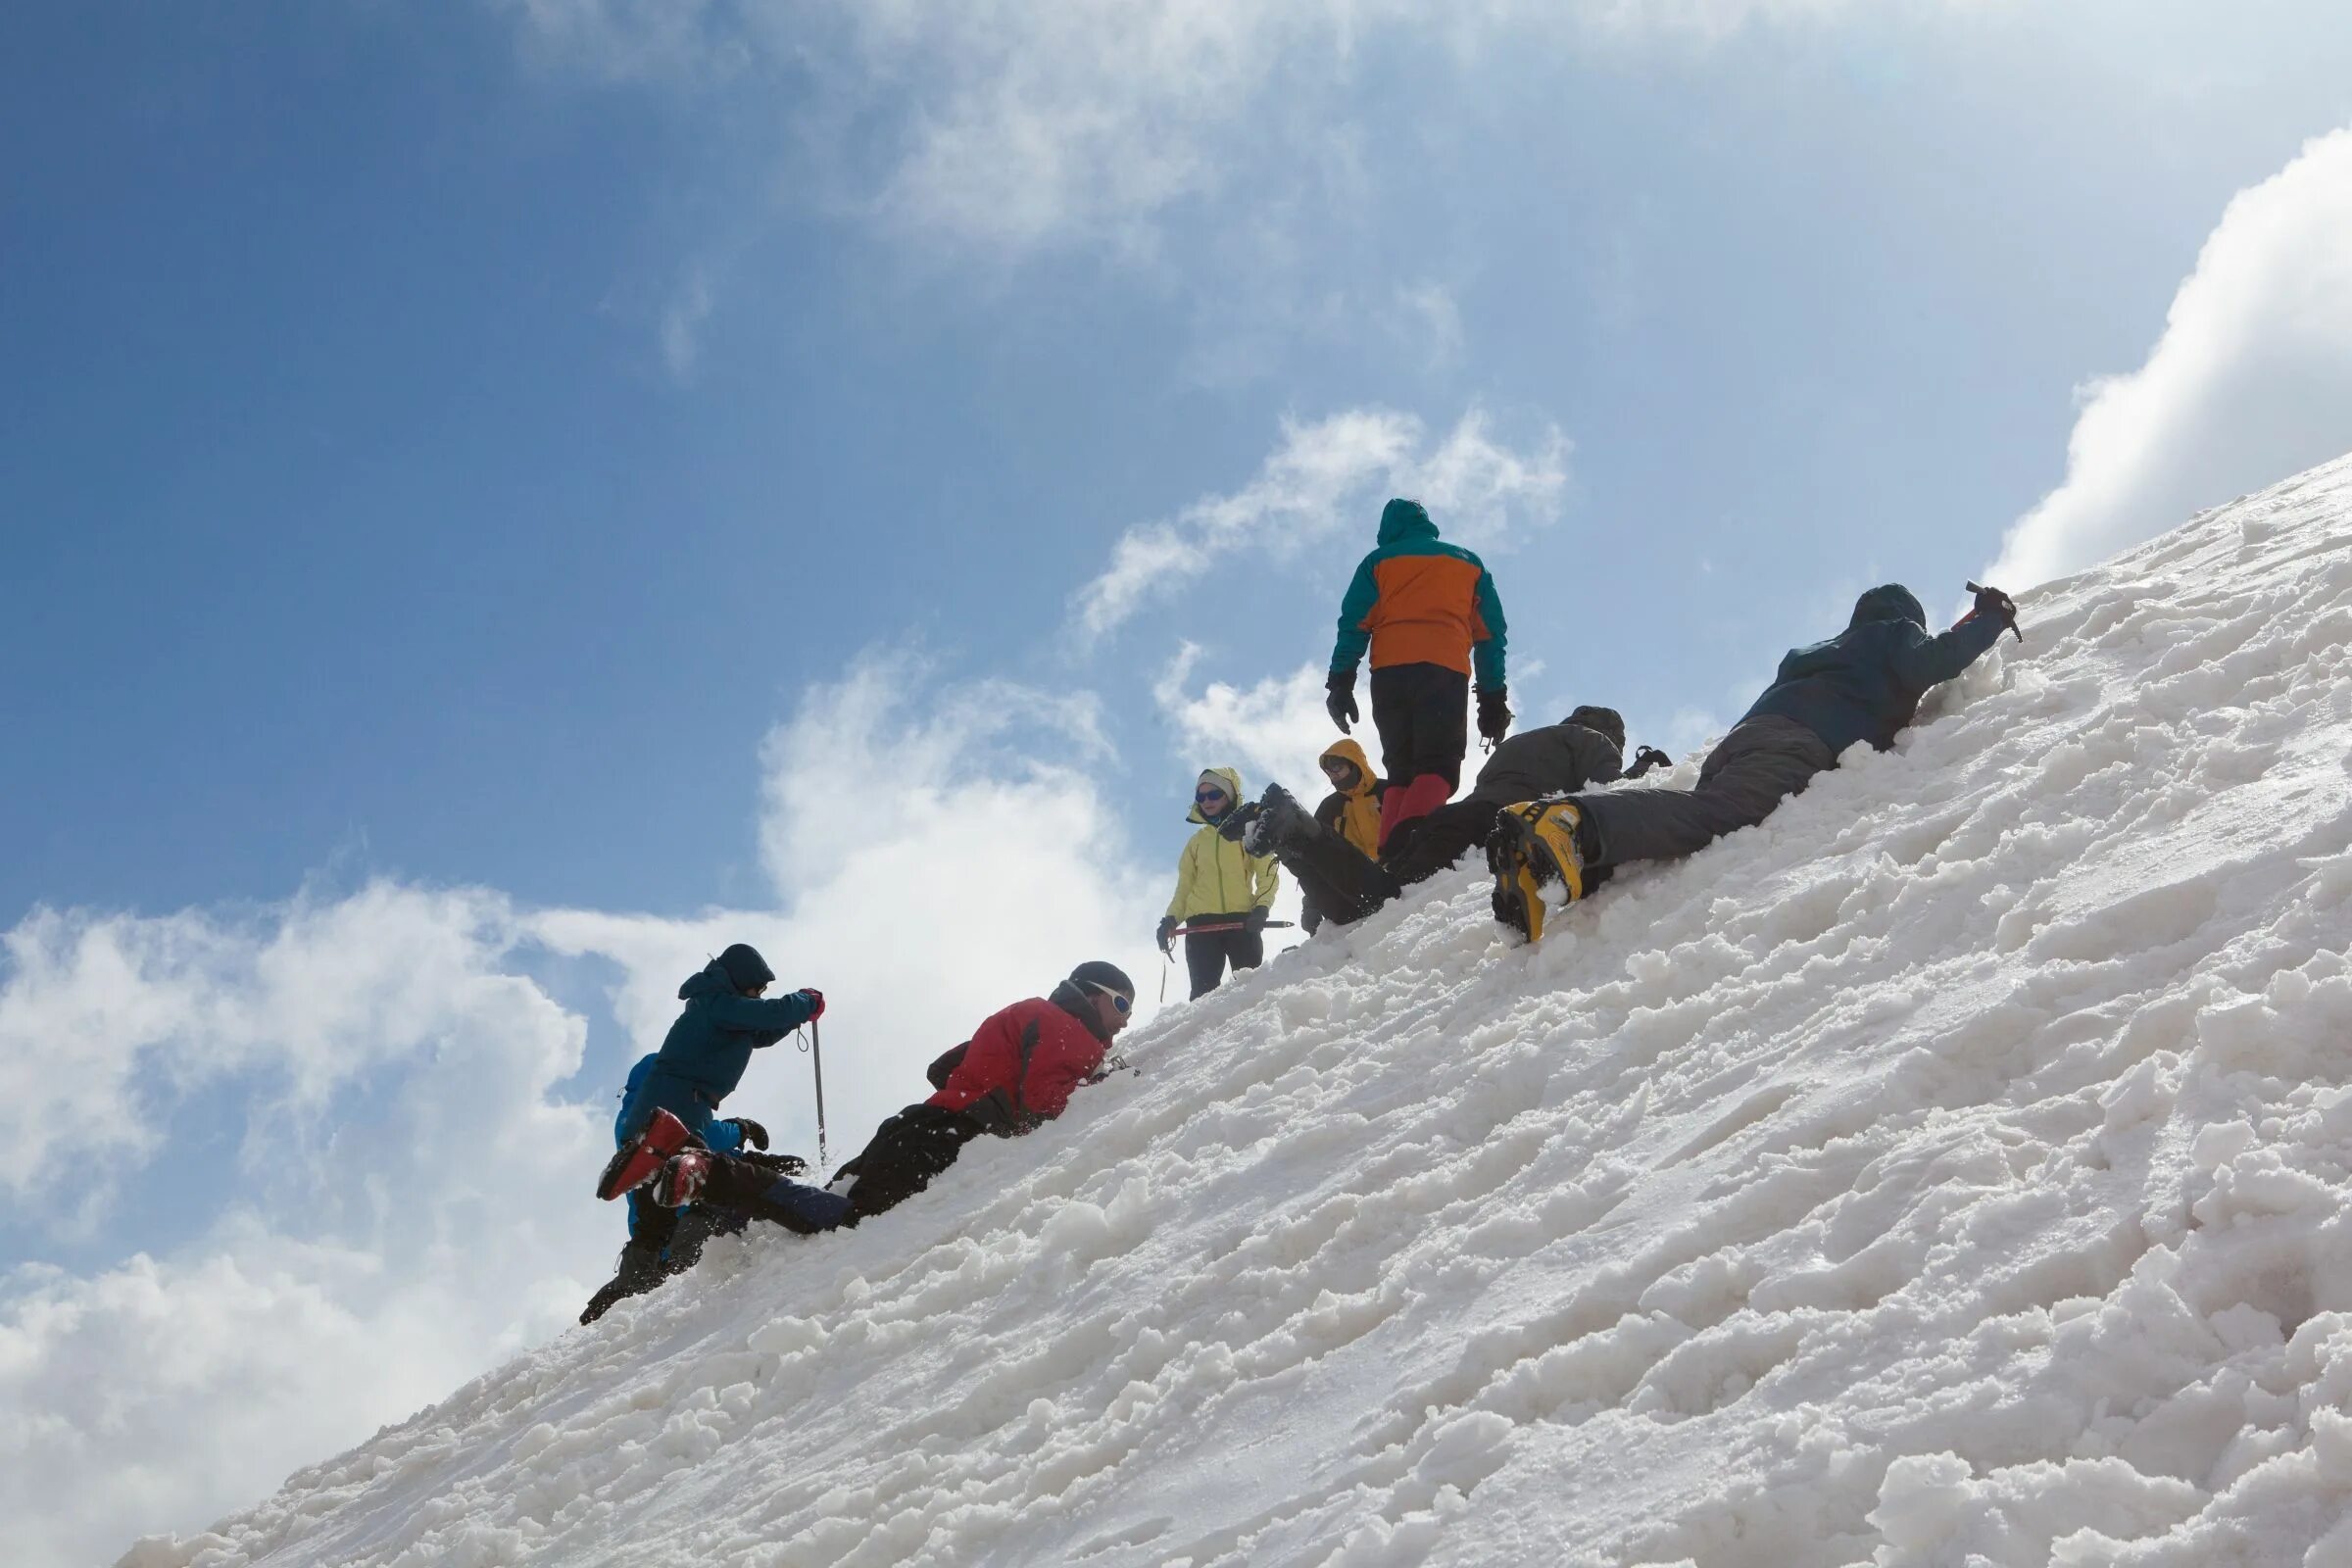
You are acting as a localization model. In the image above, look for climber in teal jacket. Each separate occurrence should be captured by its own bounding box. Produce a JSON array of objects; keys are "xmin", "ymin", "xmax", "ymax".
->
[
  {"xmin": 616, "ymin": 943, "xmax": 823, "ymax": 1149},
  {"xmin": 589, "ymin": 942, "xmax": 825, "ymax": 1318}
]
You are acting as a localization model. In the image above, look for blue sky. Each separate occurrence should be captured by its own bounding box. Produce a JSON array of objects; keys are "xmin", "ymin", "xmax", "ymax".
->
[{"xmin": 9, "ymin": 3, "xmax": 2352, "ymax": 1562}]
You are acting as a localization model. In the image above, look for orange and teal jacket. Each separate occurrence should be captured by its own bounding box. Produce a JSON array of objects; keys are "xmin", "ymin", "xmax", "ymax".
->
[
  {"xmin": 1167, "ymin": 765, "xmax": 1281, "ymax": 920},
  {"xmin": 1330, "ymin": 499, "xmax": 1508, "ymax": 689}
]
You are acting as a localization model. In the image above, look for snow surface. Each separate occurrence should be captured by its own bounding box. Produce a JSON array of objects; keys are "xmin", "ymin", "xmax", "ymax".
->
[{"xmin": 125, "ymin": 454, "xmax": 2352, "ymax": 1566}]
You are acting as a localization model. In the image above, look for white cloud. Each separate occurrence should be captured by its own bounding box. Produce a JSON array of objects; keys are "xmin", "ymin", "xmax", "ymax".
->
[
  {"xmin": 1152, "ymin": 648, "xmax": 1340, "ymax": 800},
  {"xmin": 0, "ymin": 887, "xmax": 608, "ymax": 1568},
  {"xmin": 1074, "ymin": 407, "xmax": 1567, "ymax": 640},
  {"xmin": 498, "ymin": 1, "xmax": 1985, "ymax": 259},
  {"xmin": 2, "ymin": 656, "xmax": 1167, "ymax": 1568},
  {"xmin": 1987, "ymin": 126, "xmax": 2352, "ymax": 588},
  {"xmin": 0, "ymin": 886, "xmax": 552, "ymax": 1203}
]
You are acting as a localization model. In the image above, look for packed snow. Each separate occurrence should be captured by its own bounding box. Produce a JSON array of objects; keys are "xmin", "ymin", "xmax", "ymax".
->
[{"xmin": 126, "ymin": 453, "xmax": 2352, "ymax": 1566}]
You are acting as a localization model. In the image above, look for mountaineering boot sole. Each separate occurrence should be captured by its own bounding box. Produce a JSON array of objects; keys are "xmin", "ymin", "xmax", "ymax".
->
[
  {"xmin": 652, "ymin": 1151, "xmax": 715, "ymax": 1208},
  {"xmin": 596, "ymin": 1106, "xmax": 694, "ymax": 1200},
  {"xmin": 1488, "ymin": 811, "xmax": 1544, "ymax": 943},
  {"xmin": 1250, "ymin": 782, "xmax": 1312, "ymax": 856},
  {"xmin": 1490, "ymin": 800, "xmax": 1589, "ymax": 944}
]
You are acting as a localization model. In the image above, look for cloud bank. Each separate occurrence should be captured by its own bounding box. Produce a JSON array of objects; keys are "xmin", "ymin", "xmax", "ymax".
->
[{"xmin": 1988, "ymin": 127, "xmax": 2352, "ymax": 588}]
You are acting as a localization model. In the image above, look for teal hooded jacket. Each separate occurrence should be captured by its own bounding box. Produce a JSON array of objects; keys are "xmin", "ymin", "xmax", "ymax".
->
[{"xmin": 1330, "ymin": 500, "xmax": 1508, "ymax": 690}]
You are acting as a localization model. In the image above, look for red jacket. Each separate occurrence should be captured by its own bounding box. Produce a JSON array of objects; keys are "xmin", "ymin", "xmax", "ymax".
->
[{"xmin": 927, "ymin": 995, "xmax": 1108, "ymax": 1129}]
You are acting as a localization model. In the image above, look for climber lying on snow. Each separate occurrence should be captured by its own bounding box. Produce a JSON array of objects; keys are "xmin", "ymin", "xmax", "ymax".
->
[
  {"xmin": 1217, "ymin": 707, "xmax": 1668, "ymax": 932},
  {"xmin": 1489, "ymin": 582, "xmax": 2021, "ymax": 941},
  {"xmin": 579, "ymin": 960, "xmax": 1136, "ymax": 1324}
]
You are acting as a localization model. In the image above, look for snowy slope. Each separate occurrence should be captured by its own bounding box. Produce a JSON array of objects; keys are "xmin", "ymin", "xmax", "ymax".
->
[{"xmin": 127, "ymin": 454, "xmax": 2352, "ymax": 1568}]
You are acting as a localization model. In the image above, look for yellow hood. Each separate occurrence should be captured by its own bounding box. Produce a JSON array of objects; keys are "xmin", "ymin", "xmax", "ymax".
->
[{"xmin": 1318, "ymin": 738, "xmax": 1376, "ymax": 798}]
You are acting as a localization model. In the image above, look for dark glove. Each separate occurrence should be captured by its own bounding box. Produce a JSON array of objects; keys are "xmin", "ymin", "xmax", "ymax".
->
[
  {"xmin": 1476, "ymin": 686, "xmax": 1511, "ymax": 744},
  {"xmin": 1244, "ymin": 906, "xmax": 1269, "ymax": 934},
  {"xmin": 1966, "ymin": 581, "xmax": 2023, "ymax": 642},
  {"xmin": 1156, "ymin": 915, "xmax": 1179, "ymax": 956},
  {"xmin": 738, "ymin": 1149, "xmax": 808, "ymax": 1176},
  {"xmin": 1627, "ymin": 745, "xmax": 1672, "ymax": 779},
  {"xmin": 724, "ymin": 1116, "xmax": 769, "ymax": 1152},
  {"xmin": 1325, "ymin": 670, "xmax": 1359, "ymax": 733},
  {"xmin": 795, "ymin": 987, "xmax": 825, "ymax": 1021}
]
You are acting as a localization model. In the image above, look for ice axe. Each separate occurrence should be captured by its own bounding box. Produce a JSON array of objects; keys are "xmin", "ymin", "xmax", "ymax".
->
[
  {"xmin": 796, "ymin": 1017, "xmax": 830, "ymax": 1175},
  {"xmin": 1966, "ymin": 581, "xmax": 2024, "ymax": 644},
  {"xmin": 1168, "ymin": 919, "xmax": 1295, "ymax": 937}
]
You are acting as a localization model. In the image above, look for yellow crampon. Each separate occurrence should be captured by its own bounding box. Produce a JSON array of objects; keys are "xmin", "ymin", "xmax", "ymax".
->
[{"xmin": 1488, "ymin": 800, "xmax": 1588, "ymax": 943}]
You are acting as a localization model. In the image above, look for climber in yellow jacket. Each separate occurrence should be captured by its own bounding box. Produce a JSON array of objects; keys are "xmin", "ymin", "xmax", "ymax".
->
[
  {"xmin": 1302, "ymin": 738, "xmax": 1383, "ymax": 933},
  {"xmin": 1158, "ymin": 765, "xmax": 1281, "ymax": 1000}
]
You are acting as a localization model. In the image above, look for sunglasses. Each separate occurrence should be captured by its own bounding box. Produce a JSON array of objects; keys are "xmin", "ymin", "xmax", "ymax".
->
[
  {"xmin": 1085, "ymin": 982, "xmax": 1133, "ymax": 1014},
  {"xmin": 1195, "ymin": 787, "xmax": 1230, "ymax": 803}
]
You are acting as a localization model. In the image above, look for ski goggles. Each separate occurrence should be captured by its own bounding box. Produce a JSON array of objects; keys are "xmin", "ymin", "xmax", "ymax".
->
[{"xmin": 1083, "ymin": 982, "xmax": 1134, "ymax": 1014}]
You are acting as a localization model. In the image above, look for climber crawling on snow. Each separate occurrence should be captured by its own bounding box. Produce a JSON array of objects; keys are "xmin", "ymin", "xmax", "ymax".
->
[{"xmin": 579, "ymin": 960, "xmax": 1136, "ymax": 1325}]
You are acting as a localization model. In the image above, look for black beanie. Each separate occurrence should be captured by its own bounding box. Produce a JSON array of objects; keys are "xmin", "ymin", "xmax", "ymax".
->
[
  {"xmin": 1068, "ymin": 959, "xmax": 1136, "ymax": 1001},
  {"xmin": 716, "ymin": 943, "xmax": 775, "ymax": 993},
  {"xmin": 1565, "ymin": 706, "xmax": 1627, "ymax": 749}
]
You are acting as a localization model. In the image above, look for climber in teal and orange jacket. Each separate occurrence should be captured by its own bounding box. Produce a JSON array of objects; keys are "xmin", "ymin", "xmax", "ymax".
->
[{"xmin": 1324, "ymin": 499, "xmax": 1509, "ymax": 848}]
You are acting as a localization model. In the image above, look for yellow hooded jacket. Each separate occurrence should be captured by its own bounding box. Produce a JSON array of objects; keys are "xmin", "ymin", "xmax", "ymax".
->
[
  {"xmin": 1312, "ymin": 738, "xmax": 1383, "ymax": 859},
  {"xmin": 1166, "ymin": 765, "xmax": 1280, "ymax": 921}
]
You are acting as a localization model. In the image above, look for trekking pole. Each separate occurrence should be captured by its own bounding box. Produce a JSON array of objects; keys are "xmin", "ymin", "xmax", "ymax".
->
[{"xmin": 1168, "ymin": 920, "xmax": 1296, "ymax": 937}]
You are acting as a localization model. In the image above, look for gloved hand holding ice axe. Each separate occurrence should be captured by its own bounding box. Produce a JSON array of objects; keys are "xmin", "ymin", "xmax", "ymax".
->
[{"xmin": 1966, "ymin": 581, "xmax": 2023, "ymax": 643}]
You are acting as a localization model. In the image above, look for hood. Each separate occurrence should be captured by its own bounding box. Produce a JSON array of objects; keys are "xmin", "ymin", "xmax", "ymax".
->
[
  {"xmin": 716, "ymin": 942, "xmax": 774, "ymax": 992},
  {"xmin": 1849, "ymin": 584, "xmax": 1927, "ymax": 630},
  {"xmin": 1318, "ymin": 737, "xmax": 1377, "ymax": 798},
  {"xmin": 678, "ymin": 962, "xmax": 732, "ymax": 1001},
  {"xmin": 1377, "ymin": 498, "xmax": 1439, "ymax": 547},
  {"xmin": 1188, "ymin": 765, "xmax": 1246, "ymax": 825},
  {"xmin": 678, "ymin": 942, "xmax": 774, "ymax": 1001},
  {"xmin": 1563, "ymin": 706, "xmax": 1626, "ymax": 750}
]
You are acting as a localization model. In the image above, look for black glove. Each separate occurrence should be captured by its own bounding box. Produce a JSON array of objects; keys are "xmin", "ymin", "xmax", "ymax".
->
[
  {"xmin": 1476, "ymin": 686, "xmax": 1511, "ymax": 744},
  {"xmin": 1157, "ymin": 915, "xmax": 1179, "ymax": 955},
  {"xmin": 1325, "ymin": 670, "xmax": 1359, "ymax": 733},
  {"xmin": 1627, "ymin": 745, "xmax": 1671, "ymax": 779},
  {"xmin": 1244, "ymin": 906, "xmax": 1269, "ymax": 934},
  {"xmin": 724, "ymin": 1116, "xmax": 769, "ymax": 1152},
  {"xmin": 1967, "ymin": 581, "xmax": 2023, "ymax": 642},
  {"xmin": 737, "ymin": 1149, "xmax": 808, "ymax": 1176}
]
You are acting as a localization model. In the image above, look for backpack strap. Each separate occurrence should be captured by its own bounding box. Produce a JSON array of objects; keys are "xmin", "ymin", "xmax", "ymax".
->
[{"xmin": 1010, "ymin": 1018, "xmax": 1042, "ymax": 1124}]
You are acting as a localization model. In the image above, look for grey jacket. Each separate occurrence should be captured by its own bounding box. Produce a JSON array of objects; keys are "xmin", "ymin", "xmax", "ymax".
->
[{"xmin": 1467, "ymin": 721, "xmax": 1624, "ymax": 805}]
